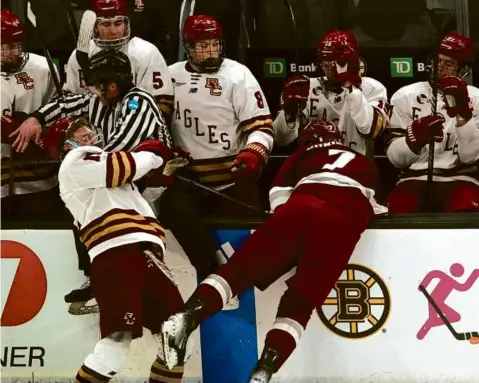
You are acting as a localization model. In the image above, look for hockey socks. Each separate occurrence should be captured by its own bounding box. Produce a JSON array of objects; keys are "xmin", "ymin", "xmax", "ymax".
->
[
  {"xmin": 150, "ymin": 357, "xmax": 184, "ymax": 383},
  {"xmin": 75, "ymin": 364, "xmax": 111, "ymax": 383}
]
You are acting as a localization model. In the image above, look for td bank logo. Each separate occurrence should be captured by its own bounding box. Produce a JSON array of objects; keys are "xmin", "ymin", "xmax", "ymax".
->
[
  {"xmin": 264, "ymin": 58, "xmax": 286, "ymax": 78},
  {"xmin": 390, "ymin": 57, "xmax": 413, "ymax": 77},
  {"xmin": 317, "ymin": 263, "xmax": 391, "ymax": 339}
]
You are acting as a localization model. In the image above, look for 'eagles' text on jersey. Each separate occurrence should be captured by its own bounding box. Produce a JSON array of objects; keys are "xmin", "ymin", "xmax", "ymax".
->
[
  {"xmin": 168, "ymin": 58, "xmax": 274, "ymax": 188},
  {"xmin": 386, "ymin": 81, "xmax": 479, "ymax": 185}
]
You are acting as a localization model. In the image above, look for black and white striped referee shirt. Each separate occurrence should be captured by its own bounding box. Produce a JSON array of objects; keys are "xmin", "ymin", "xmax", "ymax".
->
[{"xmin": 32, "ymin": 86, "xmax": 172, "ymax": 151}]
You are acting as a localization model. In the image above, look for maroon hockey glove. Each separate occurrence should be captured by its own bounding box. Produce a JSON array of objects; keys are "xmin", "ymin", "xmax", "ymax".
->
[
  {"xmin": 133, "ymin": 139, "xmax": 171, "ymax": 162},
  {"xmin": 332, "ymin": 45, "xmax": 361, "ymax": 89},
  {"xmin": 280, "ymin": 75, "xmax": 310, "ymax": 118},
  {"xmin": 406, "ymin": 115, "xmax": 445, "ymax": 154},
  {"xmin": 232, "ymin": 143, "xmax": 268, "ymax": 180},
  {"xmin": 439, "ymin": 76, "xmax": 473, "ymax": 121}
]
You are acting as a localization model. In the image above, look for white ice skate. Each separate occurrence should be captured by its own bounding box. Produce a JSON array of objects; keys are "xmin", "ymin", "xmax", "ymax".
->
[{"xmin": 161, "ymin": 312, "xmax": 195, "ymax": 370}]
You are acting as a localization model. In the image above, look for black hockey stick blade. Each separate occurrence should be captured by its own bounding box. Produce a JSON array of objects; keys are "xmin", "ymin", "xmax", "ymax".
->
[
  {"xmin": 419, "ymin": 285, "xmax": 479, "ymax": 340},
  {"xmin": 26, "ymin": 2, "xmax": 63, "ymax": 98},
  {"xmin": 174, "ymin": 174, "xmax": 269, "ymax": 216}
]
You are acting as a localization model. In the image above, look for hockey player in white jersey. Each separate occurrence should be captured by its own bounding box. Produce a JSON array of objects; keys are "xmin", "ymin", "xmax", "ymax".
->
[
  {"xmin": 63, "ymin": 0, "xmax": 174, "ymax": 120},
  {"xmin": 158, "ymin": 15, "xmax": 274, "ymax": 297},
  {"xmin": 274, "ymin": 30, "xmax": 390, "ymax": 157},
  {"xmin": 1, "ymin": 8, "xmax": 62, "ymax": 218},
  {"xmin": 42, "ymin": 116, "xmax": 189, "ymax": 383},
  {"xmin": 386, "ymin": 32, "xmax": 479, "ymax": 212}
]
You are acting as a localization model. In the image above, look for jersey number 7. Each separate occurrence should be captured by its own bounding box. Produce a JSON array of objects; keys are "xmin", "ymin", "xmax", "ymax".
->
[{"xmin": 322, "ymin": 149, "xmax": 355, "ymax": 171}]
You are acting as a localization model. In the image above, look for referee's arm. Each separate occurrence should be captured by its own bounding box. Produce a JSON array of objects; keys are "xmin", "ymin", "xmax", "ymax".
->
[
  {"xmin": 31, "ymin": 93, "xmax": 91, "ymax": 128},
  {"xmin": 103, "ymin": 91, "xmax": 173, "ymax": 152}
]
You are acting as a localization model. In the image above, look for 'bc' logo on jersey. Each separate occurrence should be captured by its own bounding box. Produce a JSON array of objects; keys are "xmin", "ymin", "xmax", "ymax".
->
[
  {"xmin": 15, "ymin": 72, "xmax": 34, "ymax": 90},
  {"xmin": 317, "ymin": 263, "xmax": 391, "ymax": 339},
  {"xmin": 205, "ymin": 78, "xmax": 222, "ymax": 96}
]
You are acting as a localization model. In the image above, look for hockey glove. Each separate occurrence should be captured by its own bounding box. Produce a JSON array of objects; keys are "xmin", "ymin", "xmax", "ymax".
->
[
  {"xmin": 405, "ymin": 115, "xmax": 445, "ymax": 154},
  {"xmin": 332, "ymin": 45, "xmax": 361, "ymax": 89},
  {"xmin": 439, "ymin": 76, "xmax": 473, "ymax": 121},
  {"xmin": 280, "ymin": 75, "xmax": 309, "ymax": 123},
  {"xmin": 232, "ymin": 143, "xmax": 268, "ymax": 180}
]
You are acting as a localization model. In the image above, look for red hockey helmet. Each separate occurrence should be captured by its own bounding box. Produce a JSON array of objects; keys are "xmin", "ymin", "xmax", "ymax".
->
[
  {"xmin": 90, "ymin": 0, "xmax": 130, "ymax": 48},
  {"xmin": 317, "ymin": 30, "xmax": 358, "ymax": 61},
  {"xmin": 43, "ymin": 117, "xmax": 100, "ymax": 160},
  {"xmin": 438, "ymin": 32, "xmax": 474, "ymax": 78},
  {"xmin": 182, "ymin": 15, "xmax": 224, "ymax": 73},
  {"xmin": 1, "ymin": 9, "xmax": 28, "ymax": 73},
  {"xmin": 298, "ymin": 120, "xmax": 343, "ymax": 148}
]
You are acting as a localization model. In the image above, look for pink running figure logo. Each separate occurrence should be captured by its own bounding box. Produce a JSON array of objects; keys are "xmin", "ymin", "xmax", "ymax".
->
[{"xmin": 417, "ymin": 263, "xmax": 479, "ymax": 343}]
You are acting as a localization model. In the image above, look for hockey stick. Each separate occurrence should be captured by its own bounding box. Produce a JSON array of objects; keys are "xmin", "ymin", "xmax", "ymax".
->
[
  {"xmin": 426, "ymin": 12, "xmax": 455, "ymax": 211},
  {"xmin": 61, "ymin": 0, "xmax": 79, "ymax": 42},
  {"xmin": 26, "ymin": 2, "xmax": 63, "ymax": 98},
  {"xmin": 76, "ymin": 10, "xmax": 97, "ymax": 85},
  {"xmin": 283, "ymin": 0, "xmax": 308, "ymax": 130},
  {"xmin": 175, "ymin": 174, "xmax": 269, "ymax": 216},
  {"xmin": 419, "ymin": 285, "xmax": 479, "ymax": 341}
]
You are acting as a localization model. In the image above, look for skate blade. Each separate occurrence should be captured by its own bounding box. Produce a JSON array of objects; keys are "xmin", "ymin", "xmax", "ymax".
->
[
  {"xmin": 68, "ymin": 301, "xmax": 99, "ymax": 315},
  {"xmin": 161, "ymin": 321, "xmax": 179, "ymax": 370}
]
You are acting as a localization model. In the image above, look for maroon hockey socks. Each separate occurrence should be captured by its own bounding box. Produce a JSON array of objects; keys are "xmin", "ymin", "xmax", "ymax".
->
[
  {"xmin": 75, "ymin": 364, "xmax": 111, "ymax": 383},
  {"xmin": 150, "ymin": 357, "xmax": 184, "ymax": 383},
  {"xmin": 263, "ymin": 288, "xmax": 315, "ymax": 372}
]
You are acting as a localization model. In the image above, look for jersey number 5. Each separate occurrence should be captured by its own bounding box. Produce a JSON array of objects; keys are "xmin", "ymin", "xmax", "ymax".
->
[
  {"xmin": 153, "ymin": 72, "xmax": 163, "ymax": 89},
  {"xmin": 323, "ymin": 149, "xmax": 355, "ymax": 170}
]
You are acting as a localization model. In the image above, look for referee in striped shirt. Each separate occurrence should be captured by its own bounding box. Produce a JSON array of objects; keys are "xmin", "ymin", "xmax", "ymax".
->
[
  {"xmin": 9, "ymin": 49, "xmax": 173, "ymax": 309},
  {"xmin": 10, "ymin": 49, "xmax": 172, "ymax": 153}
]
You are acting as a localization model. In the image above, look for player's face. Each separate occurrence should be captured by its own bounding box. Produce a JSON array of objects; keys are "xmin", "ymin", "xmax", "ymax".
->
[
  {"xmin": 437, "ymin": 54, "xmax": 459, "ymax": 79},
  {"xmin": 321, "ymin": 60, "xmax": 337, "ymax": 81},
  {"xmin": 96, "ymin": 17, "xmax": 126, "ymax": 40},
  {"xmin": 1, "ymin": 42, "xmax": 22, "ymax": 65},
  {"xmin": 70, "ymin": 126, "xmax": 97, "ymax": 146},
  {"xmin": 189, "ymin": 39, "xmax": 221, "ymax": 65}
]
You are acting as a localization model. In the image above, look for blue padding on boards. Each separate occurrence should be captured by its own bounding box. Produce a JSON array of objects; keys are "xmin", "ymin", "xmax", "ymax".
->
[{"xmin": 199, "ymin": 229, "xmax": 258, "ymax": 383}]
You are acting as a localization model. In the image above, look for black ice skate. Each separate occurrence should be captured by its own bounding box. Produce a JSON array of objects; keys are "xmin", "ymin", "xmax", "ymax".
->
[
  {"xmin": 64, "ymin": 277, "xmax": 98, "ymax": 315},
  {"xmin": 161, "ymin": 297, "xmax": 203, "ymax": 370},
  {"xmin": 248, "ymin": 346, "xmax": 279, "ymax": 383}
]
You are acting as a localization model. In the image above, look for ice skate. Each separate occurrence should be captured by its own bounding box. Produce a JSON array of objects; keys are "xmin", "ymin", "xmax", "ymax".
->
[
  {"xmin": 248, "ymin": 346, "xmax": 278, "ymax": 383},
  {"xmin": 161, "ymin": 297, "xmax": 203, "ymax": 370},
  {"xmin": 64, "ymin": 277, "xmax": 98, "ymax": 315},
  {"xmin": 222, "ymin": 295, "xmax": 240, "ymax": 311}
]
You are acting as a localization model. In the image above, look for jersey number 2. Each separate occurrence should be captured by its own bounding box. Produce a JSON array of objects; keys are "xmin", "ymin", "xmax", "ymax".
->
[{"xmin": 323, "ymin": 149, "xmax": 355, "ymax": 170}]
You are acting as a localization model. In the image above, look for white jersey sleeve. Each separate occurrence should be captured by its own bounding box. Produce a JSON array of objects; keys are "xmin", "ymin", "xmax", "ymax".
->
[
  {"xmin": 386, "ymin": 84, "xmax": 422, "ymax": 168},
  {"xmin": 456, "ymin": 86, "xmax": 479, "ymax": 164},
  {"xmin": 63, "ymin": 49, "xmax": 84, "ymax": 95},
  {"xmin": 60, "ymin": 147, "xmax": 164, "ymax": 192},
  {"xmin": 234, "ymin": 65, "xmax": 274, "ymax": 151},
  {"xmin": 129, "ymin": 38, "xmax": 174, "ymax": 116}
]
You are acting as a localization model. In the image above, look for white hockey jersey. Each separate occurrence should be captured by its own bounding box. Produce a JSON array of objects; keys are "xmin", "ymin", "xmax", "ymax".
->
[
  {"xmin": 168, "ymin": 59, "xmax": 274, "ymax": 188},
  {"xmin": 386, "ymin": 81, "xmax": 479, "ymax": 185},
  {"xmin": 1, "ymin": 53, "xmax": 58, "ymax": 198},
  {"xmin": 274, "ymin": 77, "xmax": 390, "ymax": 156},
  {"xmin": 59, "ymin": 145, "xmax": 166, "ymax": 259},
  {"xmin": 63, "ymin": 37, "xmax": 174, "ymax": 116}
]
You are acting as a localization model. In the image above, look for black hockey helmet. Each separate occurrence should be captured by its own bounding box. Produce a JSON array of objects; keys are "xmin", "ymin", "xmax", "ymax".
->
[{"xmin": 87, "ymin": 49, "xmax": 133, "ymax": 89}]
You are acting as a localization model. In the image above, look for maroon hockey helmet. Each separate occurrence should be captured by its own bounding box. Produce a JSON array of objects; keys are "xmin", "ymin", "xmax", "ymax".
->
[
  {"xmin": 298, "ymin": 120, "xmax": 343, "ymax": 148},
  {"xmin": 317, "ymin": 30, "xmax": 359, "ymax": 61},
  {"xmin": 182, "ymin": 15, "xmax": 224, "ymax": 73},
  {"xmin": 90, "ymin": 0, "xmax": 130, "ymax": 48},
  {"xmin": 438, "ymin": 32, "xmax": 474, "ymax": 78},
  {"xmin": 1, "ymin": 9, "xmax": 28, "ymax": 73}
]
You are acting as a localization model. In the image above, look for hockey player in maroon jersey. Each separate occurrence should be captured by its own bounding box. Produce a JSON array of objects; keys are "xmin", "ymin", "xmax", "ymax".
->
[
  {"xmin": 160, "ymin": 120, "xmax": 387, "ymax": 382},
  {"xmin": 42, "ymin": 117, "xmax": 190, "ymax": 383},
  {"xmin": 386, "ymin": 32, "xmax": 479, "ymax": 212}
]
